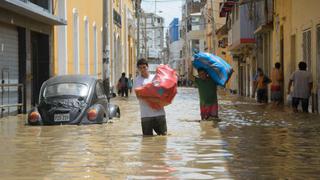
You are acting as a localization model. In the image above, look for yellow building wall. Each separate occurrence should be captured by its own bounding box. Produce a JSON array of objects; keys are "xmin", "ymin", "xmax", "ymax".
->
[
  {"xmin": 291, "ymin": 0, "xmax": 320, "ymax": 89},
  {"xmin": 272, "ymin": 0, "xmax": 292, "ymax": 93},
  {"xmin": 123, "ymin": 0, "xmax": 136, "ymax": 76},
  {"xmin": 54, "ymin": 0, "xmax": 103, "ymax": 76},
  {"xmin": 110, "ymin": 0, "xmax": 136, "ymax": 84},
  {"xmin": 273, "ymin": 0, "xmax": 320, "ymax": 94}
]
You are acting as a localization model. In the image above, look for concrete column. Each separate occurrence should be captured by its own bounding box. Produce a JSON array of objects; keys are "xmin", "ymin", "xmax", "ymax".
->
[
  {"xmin": 93, "ymin": 22, "xmax": 98, "ymax": 77},
  {"xmin": 57, "ymin": 0, "xmax": 67, "ymax": 75},
  {"xmin": 72, "ymin": 8, "xmax": 80, "ymax": 74},
  {"xmin": 84, "ymin": 16, "xmax": 90, "ymax": 75}
]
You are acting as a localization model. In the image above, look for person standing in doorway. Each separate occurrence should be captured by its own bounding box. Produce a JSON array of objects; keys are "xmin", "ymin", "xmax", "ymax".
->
[
  {"xmin": 253, "ymin": 68, "xmax": 271, "ymax": 103},
  {"xmin": 134, "ymin": 58, "xmax": 167, "ymax": 136},
  {"xmin": 195, "ymin": 68, "xmax": 218, "ymax": 120},
  {"xmin": 271, "ymin": 62, "xmax": 283, "ymax": 105},
  {"xmin": 118, "ymin": 72, "xmax": 129, "ymax": 97},
  {"xmin": 287, "ymin": 61, "xmax": 313, "ymax": 113}
]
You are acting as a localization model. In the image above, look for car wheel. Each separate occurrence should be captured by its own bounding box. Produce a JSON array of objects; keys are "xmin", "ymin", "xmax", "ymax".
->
[
  {"xmin": 103, "ymin": 114, "xmax": 108, "ymax": 122},
  {"xmin": 116, "ymin": 108, "xmax": 120, "ymax": 118}
]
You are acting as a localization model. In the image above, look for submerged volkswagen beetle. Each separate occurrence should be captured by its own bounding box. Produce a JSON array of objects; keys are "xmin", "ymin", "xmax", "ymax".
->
[{"xmin": 27, "ymin": 75, "xmax": 120, "ymax": 125}]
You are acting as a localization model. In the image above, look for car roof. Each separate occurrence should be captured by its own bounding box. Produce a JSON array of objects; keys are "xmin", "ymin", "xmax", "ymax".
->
[{"xmin": 45, "ymin": 75, "xmax": 98, "ymax": 86}]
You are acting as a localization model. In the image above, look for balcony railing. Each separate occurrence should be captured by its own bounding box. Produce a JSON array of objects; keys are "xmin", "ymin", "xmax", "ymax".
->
[
  {"xmin": 1, "ymin": 0, "xmax": 66, "ymax": 25},
  {"xmin": 228, "ymin": 3, "xmax": 255, "ymax": 50},
  {"xmin": 19, "ymin": 0, "xmax": 52, "ymax": 13}
]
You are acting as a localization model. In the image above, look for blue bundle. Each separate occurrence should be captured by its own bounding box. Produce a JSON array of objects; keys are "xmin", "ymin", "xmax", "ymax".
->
[{"xmin": 193, "ymin": 51, "xmax": 233, "ymax": 87}]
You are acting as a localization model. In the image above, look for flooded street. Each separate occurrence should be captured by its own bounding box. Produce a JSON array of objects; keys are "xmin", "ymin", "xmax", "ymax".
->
[{"xmin": 1, "ymin": 87, "xmax": 320, "ymax": 179}]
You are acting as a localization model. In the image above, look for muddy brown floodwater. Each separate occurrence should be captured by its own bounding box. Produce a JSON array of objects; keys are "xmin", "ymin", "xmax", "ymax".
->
[{"xmin": 1, "ymin": 87, "xmax": 320, "ymax": 179}]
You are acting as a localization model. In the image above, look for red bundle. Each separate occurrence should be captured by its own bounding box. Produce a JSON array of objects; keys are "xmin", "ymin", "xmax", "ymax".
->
[{"xmin": 135, "ymin": 64, "xmax": 178, "ymax": 110}]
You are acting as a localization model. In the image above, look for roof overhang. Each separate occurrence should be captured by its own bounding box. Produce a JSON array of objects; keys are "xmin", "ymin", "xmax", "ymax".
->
[
  {"xmin": 0, "ymin": 0, "xmax": 66, "ymax": 25},
  {"xmin": 228, "ymin": 38, "xmax": 255, "ymax": 52},
  {"xmin": 254, "ymin": 22, "xmax": 273, "ymax": 34}
]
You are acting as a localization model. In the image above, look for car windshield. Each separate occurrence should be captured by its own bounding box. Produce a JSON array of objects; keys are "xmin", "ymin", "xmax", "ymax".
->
[{"xmin": 43, "ymin": 83, "xmax": 89, "ymax": 98}]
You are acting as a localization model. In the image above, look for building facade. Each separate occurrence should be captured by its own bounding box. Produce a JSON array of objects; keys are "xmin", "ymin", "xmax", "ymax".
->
[
  {"xmin": 273, "ymin": 0, "xmax": 320, "ymax": 112},
  {"xmin": 219, "ymin": 0, "xmax": 262, "ymax": 97},
  {"xmin": 182, "ymin": 0, "xmax": 207, "ymax": 81},
  {"xmin": 168, "ymin": 18, "xmax": 184, "ymax": 75},
  {"xmin": 54, "ymin": 0, "xmax": 137, "ymax": 89},
  {"xmin": 0, "ymin": 0, "xmax": 65, "ymax": 115},
  {"xmin": 54, "ymin": 0, "xmax": 103, "ymax": 77},
  {"xmin": 138, "ymin": 12, "xmax": 164, "ymax": 73}
]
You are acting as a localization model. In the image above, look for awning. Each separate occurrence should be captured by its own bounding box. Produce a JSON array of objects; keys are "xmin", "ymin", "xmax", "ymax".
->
[
  {"xmin": 219, "ymin": 0, "xmax": 237, "ymax": 17},
  {"xmin": 0, "ymin": 0, "xmax": 66, "ymax": 25}
]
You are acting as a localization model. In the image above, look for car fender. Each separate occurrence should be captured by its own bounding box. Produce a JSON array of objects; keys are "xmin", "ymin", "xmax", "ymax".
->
[
  {"xmin": 27, "ymin": 107, "xmax": 43, "ymax": 125},
  {"xmin": 81, "ymin": 104, "xmax": 108, "ymax": 124},
  {"xmin": 109, "ymin": 104, "xmax": 120, "ymax": 119}
]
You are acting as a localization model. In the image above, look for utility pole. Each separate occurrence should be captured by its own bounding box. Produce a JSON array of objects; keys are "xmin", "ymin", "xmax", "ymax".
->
[
  {"xmin": 136, "ymin": 0, "xmax": 141, "ymax": 59},
  {"xmin": 103, "ymin": 0, "xmax": 110, "ymax": 97},
  {"xmin": 144, "ymin": 14, "xmax": 148, "ymax": 60},
  {"xmin": 185, "ymin": 1, "xmax": 189, "ymax": 82},
  {"xmin": 211, "ymin": 0, "xmax": 216, "ymax": 53}
]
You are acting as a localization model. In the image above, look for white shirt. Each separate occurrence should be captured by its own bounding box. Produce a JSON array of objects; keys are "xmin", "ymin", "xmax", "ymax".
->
[
  {"xmin": 290, "ymin": 70, "xmax": 313, "ymax": 99},
  {"xmin": 134, "ymin": 74, "xmax": 166, "ymax": 118}
]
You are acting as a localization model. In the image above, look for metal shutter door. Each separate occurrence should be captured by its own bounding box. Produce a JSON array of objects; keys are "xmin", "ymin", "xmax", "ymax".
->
[{"xmin": 0, "ymin": 24, "xmax": 19, "ymax": 115}]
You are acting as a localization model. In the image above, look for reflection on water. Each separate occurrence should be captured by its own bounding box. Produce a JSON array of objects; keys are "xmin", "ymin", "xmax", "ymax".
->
[{"xmin": 0, "ymin": 87, "xmax": 320, "ymax": 179}]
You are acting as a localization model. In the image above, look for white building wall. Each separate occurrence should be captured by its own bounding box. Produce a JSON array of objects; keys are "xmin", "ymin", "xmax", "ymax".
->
[
  {"xmin": 57, "ymin": 0, "xmax": 67, "ymax": 75},
  {"xmin": 84, "ymin": 16, "xmax": 90, "ymax": 75},
  {"xmin": 169, "ymin": 40, "xmax": 184, "ymax": 70},
  {"xmin": 72, "ymin": 8, "xmax": 80, "ymax": 74}
]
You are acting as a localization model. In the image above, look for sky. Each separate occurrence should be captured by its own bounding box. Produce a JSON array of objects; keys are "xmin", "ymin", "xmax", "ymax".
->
[{"xmin": 141, "ymin": 0, "xmax": 183, "ymax": 29}]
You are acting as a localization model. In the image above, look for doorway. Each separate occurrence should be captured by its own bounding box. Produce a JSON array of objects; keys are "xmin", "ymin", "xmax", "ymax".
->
[
  {"xmin": 31, "ymin": 31, "xmax": 49, "ymax": 106},
  {"xmin": 280, "ymin": 26, "xmax": 284, "ymax": 103},
  {"xmin": 317, "ymin": 26, "xmax": 320, "ymax": 112}
]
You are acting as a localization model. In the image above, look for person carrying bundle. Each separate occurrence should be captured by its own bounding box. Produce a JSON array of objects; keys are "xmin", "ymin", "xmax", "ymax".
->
[
  {"xmin": 192, "ymin": 51, "xmax": 233, "ymax": 120},
  {"xmin": 195, "ymin": 68, "xmax": 218, "ymax": 120},
  {"xmin": 133, "ymin": 58, "xmax": 167, "ymax": 136}
]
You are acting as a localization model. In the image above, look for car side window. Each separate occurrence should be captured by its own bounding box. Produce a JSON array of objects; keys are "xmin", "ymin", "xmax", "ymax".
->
[{"xmin": 96, "ymin": 82, "xmax": 107, "ymax": 99}]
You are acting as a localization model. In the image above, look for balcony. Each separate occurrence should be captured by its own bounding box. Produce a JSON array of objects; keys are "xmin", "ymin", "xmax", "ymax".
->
[
  {"xmin": 252, "ymin": 0, "xmax": 273, "ymax": 34},
  {"xmin": 228, "ymin": 3, "xmax": 255, "ymax": 51},
  {"xmin": 0, "ymin": 0, "xmax": 66, "ymax": 25}
]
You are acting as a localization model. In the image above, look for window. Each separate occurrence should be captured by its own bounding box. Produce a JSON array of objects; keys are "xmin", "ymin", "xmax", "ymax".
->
[
  {"xmin": 317, "ymin": 26, "xmax": 320, "ymax": 81},
  {"xmin": 191, "ymin": 16, "xmax": 200, "ymax": 24},
  {"xmin": 44, "ymin": 83, "xmax": 88, "ymax": 98},
  {"xmin": 73, "ymin": 8, "xmax": 80, "ymax": 74},
  {"xmin": 303, "ymin": 30, "xmax": 311, "ymax": 71}
]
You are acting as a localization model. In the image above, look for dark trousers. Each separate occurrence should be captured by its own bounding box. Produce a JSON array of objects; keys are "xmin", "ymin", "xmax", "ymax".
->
[
  {"xmin": 257, "ymin": 89, "xmax": 268, "ymax": 103},
  {"xmin": 292, "ymin": 97, "xmax": 309, "ymax": 112},
  {"xmin": 120, "ymin": 87, "xmax": 128, "ymax": 97},
  {"xmin": 141, "ymin": 116, "xmax": 167, "ymax": 135}
]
